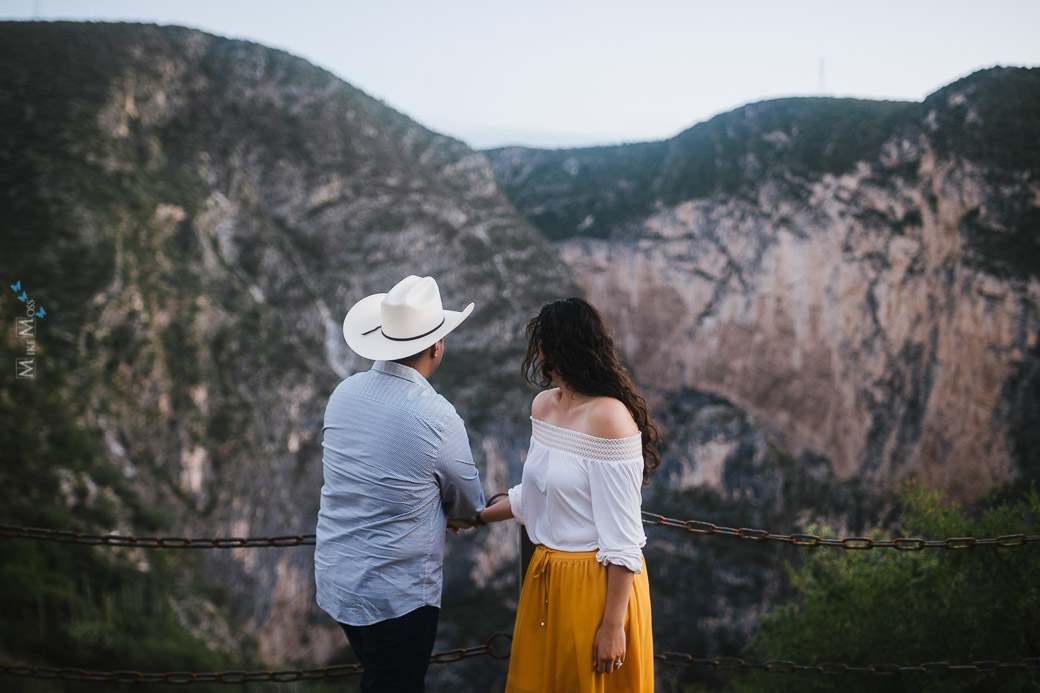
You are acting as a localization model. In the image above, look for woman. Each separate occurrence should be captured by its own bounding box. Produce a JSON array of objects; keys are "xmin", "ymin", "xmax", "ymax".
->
[{"xmin": 476, "ymin": 298, "xmax": 660, "ymax": 692}]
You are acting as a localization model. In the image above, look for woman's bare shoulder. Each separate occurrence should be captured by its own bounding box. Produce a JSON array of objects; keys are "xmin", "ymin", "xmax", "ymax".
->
[
  {"xmin": 586, "ymin": 397, "xmax": 638, "ymax": 439},
  {"xmin": 531, "ymin": 389, "xmax": 559, "ymax": 419}
]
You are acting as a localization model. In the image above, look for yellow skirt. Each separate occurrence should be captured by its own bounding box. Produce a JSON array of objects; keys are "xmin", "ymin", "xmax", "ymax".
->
[{"xmin": 505, "ymin": 546, "xmax": 654, "ymax": 693}]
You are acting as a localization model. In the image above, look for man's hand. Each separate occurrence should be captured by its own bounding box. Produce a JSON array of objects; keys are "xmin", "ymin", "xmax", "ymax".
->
[{"xmin": 446, "ymin": 517, "xmax": 477, "ymax": 534}]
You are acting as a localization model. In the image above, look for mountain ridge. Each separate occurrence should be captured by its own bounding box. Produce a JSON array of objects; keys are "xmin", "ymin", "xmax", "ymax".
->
[{"xmin": 485, "ymin": 67, "xmax": 1039, "ymax": 244}]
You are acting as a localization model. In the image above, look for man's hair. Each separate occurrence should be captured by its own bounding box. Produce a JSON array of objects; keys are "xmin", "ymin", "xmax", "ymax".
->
[{"xmin": 393, "ymin": 346, "xmax": 429, "ymax": 368}]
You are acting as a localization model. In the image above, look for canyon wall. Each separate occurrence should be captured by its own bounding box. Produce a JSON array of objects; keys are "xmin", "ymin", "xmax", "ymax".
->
[
  {"xmin": 0, "ymin": 22, "xmax": 575, "ymax": 675},
  {"xmin": 488, "ymin": 70, "xmax": 1040, "ymax": 502}
]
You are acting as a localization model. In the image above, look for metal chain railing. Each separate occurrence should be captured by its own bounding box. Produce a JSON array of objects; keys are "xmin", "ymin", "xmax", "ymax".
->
[
  {"xmin": 0, "ymin": 524, "xmax": 315, "ymax": 548},
  {"xmin": 640, "ymin": 512, "xmax": 1040, "ymax": 550},
  {"xmin": 428, "ymin": 633, "xmax": 512, "ymax": 663},
  {"xmin": 5, "ymin": 495, "xmax": 1036, "ymax": 685},
  {"xmin": 4, "ymin": 511, "xmax": 1038, "ymax": 552},
  {"xmin": 655, "ymin": 651, "xmax": 1040, "ymax": 674},
  {"xmin": 0, "ymin": 633, "xmax": 512, "ymax": 684},
  {"xmin": 6, "ymin": 644, "xmax": 1038, "ymax": 683}
]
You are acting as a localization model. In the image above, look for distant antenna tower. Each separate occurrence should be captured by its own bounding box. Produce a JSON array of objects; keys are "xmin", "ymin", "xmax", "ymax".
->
[{"xmin": 818, "ymin": 58, "xmax": 826, "ymax": 94}]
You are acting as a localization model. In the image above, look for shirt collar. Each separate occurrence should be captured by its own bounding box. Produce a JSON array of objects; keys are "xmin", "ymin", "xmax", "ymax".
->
[{"xmin": 371, "ymin": 360, "xmax": 435, "ymax": 392}]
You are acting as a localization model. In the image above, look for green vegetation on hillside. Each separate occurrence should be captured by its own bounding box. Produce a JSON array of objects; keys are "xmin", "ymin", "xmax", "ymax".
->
[
  {"xmin": 487, "ymin": 67, "xmax": 1040, "ymax": 249},
  {"xmin": 927, "ymin": 67, "xmax": 1040, "ymax": 280},
  {"xmin": 0, "ymin": 22, "xmax": 258, "ymax": 686},
  {"xmin": 925, "ymin": 67, "xmax": 1040, "ymax": 172},
  {"xmin": 483, "ymin": 141, "xmax": 669, "ymax": 241},
  {"xmin": 655, "ymin": 98, "xmax": 917, "ymax": 204},
  {"xmin": 486, "ymin": 97, "xmax": 918, "ymax": 241},
  {"xmin": 725, "ymin": 482, "xmax": 1040, "ymax": 693},
  {"xmin": 0, "ymin": 307, "xmax": 244, "ymax": 690}
]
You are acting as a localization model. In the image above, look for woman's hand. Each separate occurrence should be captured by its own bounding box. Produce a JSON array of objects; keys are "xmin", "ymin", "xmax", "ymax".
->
[
  {"xmin": 594, "ymin": 563, "xmax": 634, "ymax": 673},
  {"xmin": 592, "ymin": 622, "xmax": 626, "ymax": 674},
  {"xmin": 445, "ymin": 518, "xmax": 476, "ymax": 534}
]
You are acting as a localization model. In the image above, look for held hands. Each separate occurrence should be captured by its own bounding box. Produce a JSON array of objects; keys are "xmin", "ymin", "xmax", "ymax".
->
[
  {"xmin": 446, "ymin": 506, "xmax": 497, "ymax": 534},
  {"xmin": 445, "ymin": 517, "xmax": 477, "ymax": 534},
  {"xmin": 445, "ymin": 508, "xmax": 488, "ymax": 534},
  {"xmin": 592, "ymin": 622, "xmax": 626, "ymax": 674}
]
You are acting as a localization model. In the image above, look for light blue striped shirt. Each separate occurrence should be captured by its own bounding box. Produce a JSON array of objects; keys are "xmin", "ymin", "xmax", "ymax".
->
[{"xmin": 315, "ymin": 360, "xmax": 486, "ymax": 626}]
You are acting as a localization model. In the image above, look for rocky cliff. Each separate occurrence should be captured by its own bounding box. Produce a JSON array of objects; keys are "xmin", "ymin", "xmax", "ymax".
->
[
  {"xmin": 0, "ymin": 21, "xmax": 575, "ymax": 681},
  {"xmin": 486, "ymin": 69, "xmax": 1040, "ymax": 503}
]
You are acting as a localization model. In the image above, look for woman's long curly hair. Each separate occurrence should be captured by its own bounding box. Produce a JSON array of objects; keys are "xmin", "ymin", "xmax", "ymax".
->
[{"xmin": 521, "ymin": 298, "xmax": 660, "ymax": 485}]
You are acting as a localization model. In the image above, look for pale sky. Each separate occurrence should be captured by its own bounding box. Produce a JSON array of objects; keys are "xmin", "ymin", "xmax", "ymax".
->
[{"xmin": 2, "ymin": 0, "xmax": 1039, "ymax": 149}]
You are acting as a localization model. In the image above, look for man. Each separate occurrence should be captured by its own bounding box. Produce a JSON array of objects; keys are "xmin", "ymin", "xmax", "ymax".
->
[{"xmin": 315, "ymin": 275, "xmax": 486, "ymax": 693}]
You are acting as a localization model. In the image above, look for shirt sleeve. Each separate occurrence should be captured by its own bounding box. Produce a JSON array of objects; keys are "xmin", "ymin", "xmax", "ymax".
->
[
  {"xmin": 588, "ymin": 456, "xmax": 646, "ymax": 573},
  {"xmin": 434, "ymin": 415, "xmax": 486, "ymax": 519},
  {"xmin": 507, "ymin": 483, "xmax": 524, "ymax": 524}
]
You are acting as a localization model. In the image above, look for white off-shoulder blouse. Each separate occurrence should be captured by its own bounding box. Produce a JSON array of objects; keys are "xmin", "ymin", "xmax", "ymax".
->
[{"xmin": 507, "ymin": 417, "xmax": 646, "ymax": 573}]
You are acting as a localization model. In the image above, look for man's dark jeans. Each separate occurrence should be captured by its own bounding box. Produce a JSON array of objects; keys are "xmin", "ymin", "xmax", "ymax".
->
[{"xmin": 339, "ymin": 605, "xmax": 440, "ymax": 693}]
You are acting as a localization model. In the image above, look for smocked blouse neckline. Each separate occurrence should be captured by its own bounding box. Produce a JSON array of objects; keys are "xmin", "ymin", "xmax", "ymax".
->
[{"xmin": 530, "ymin": 417, "xmax": 642, "ymax": 463}]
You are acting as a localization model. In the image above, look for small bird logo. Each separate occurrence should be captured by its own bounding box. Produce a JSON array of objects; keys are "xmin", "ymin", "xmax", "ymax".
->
[
  {"xmin": 10, "ymin": 280, "xmax": 21, "ymax": 292},
  {"xmin": 35, "ymin": 307, "xmax": 46, "ymax": 318},
  {"xmin": 17, "ymin": 291, "xmax": 27, "ymax": 302}
]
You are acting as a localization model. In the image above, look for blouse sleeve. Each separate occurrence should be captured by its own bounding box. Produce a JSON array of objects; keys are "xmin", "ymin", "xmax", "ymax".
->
[
  {"xmin": 507, "ymin": 483, "xmax": 525, "ymax": 524},
  {"xmin": 588, "ymin": 456, "xmax": 645, "ymax": 573}
]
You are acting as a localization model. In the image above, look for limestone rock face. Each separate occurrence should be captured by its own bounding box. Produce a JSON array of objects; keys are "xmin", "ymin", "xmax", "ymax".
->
[
  {"xmin": 560, "ymin": 162, "xmax": 1038, "ymax": 500},
  {"xmin": 488, "ymin": 68, "xmax": 1040, "ymax": 503},
  {"xmin": 1, "ymin": 21, "xmax": 575, "ymax": 669}
]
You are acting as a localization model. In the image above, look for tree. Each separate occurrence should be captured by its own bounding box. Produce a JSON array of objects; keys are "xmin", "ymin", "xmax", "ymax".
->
[{"xmin": 728, "ymin": 481, "xmax": 1040, "ymax": 693}]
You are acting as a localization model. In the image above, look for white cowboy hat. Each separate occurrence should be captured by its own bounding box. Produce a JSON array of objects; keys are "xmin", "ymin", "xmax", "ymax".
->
[{"xmin": 342, "ymin": 275, "xmax": 475, "ymax": 361}]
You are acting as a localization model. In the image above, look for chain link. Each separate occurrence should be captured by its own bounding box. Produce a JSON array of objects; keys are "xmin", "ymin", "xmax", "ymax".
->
[
  {"xmin": 0, "ymin": 633, "xmax": 511, "ymax": 684},
  {"xmin": 655, "ymin": 652, "xmax": 1040, "ymax": 674},
  {"xmin": 639, "ymin": 513, "xmax": 1040, "ymax": 550}
]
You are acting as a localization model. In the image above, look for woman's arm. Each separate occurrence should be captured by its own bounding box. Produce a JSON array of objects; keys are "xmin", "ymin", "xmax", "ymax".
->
[
  {"xmin": 450, "ymin": 497, "xmax": 513, "ymax": 531},
  {"xmin": 476, "ymin": 497, "xmax": 513, "ymax": 524},
  {"xmin": 592, "ymin": 563, "xmax": 635, "ymax": 673},
  {"xmin": 587, "ymin": 396, "xmax": 640, "ymax": 673}
]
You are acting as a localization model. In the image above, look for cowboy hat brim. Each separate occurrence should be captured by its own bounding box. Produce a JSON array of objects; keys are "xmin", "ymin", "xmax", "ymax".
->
[{"xmin": 342, "ymin": 293, "xmax": 475, "ymax": 361}]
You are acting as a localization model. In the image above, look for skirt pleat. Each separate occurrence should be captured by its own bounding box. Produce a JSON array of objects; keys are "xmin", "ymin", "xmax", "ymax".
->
[{"xmin": 505, "ymin": 546, "xmax": 653, "ymax": 693}]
